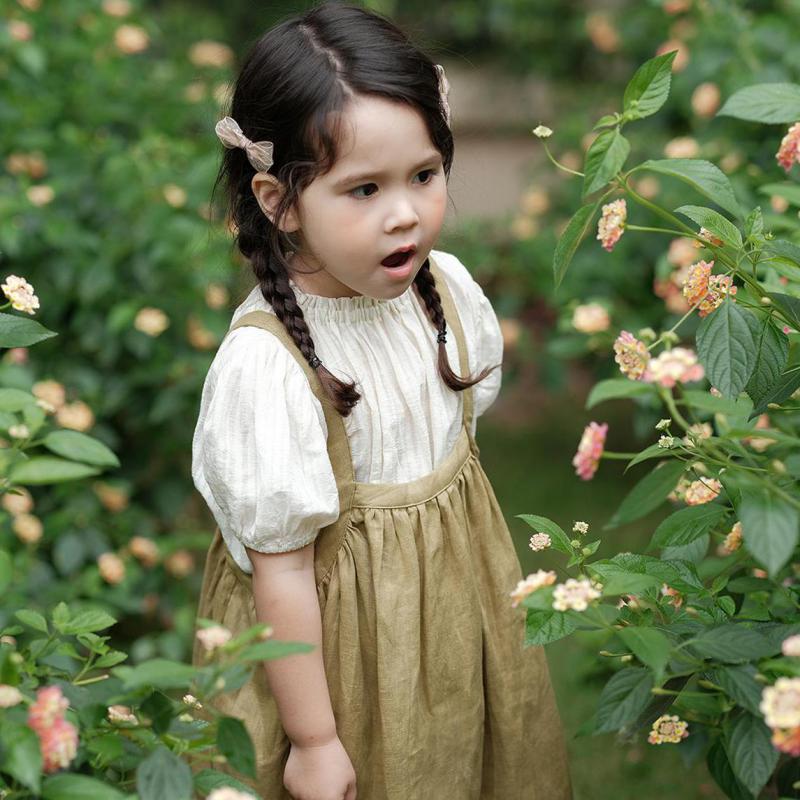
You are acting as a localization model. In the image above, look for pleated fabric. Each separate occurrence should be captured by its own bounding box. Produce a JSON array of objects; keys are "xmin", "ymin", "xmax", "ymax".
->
[{"xmin": 193, "ymin": 255, "xmax": 573, "ymax": 799}]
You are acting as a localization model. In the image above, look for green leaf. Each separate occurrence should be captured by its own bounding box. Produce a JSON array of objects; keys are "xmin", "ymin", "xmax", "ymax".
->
[
  {"xmin": 748, "ymin": 365, "xmax": 800, "ymax": 420},
  {"xmin": 41, "ymin": 775, "xmax": 127, "ymax": 800},
  {"xmin": 605, "ymin": 460, "xmax": 686, "ymax": 529},
  {"xmin": 637, "ymin": 159, "xmax": 740, "ymax": 217},
  {"xmin": 15, "ymin": 608, "xmax": 48, "ymax": 633},
  {"xmin": 9, "ymin": 456, "xmax": 102, "ymax": 484},
  {"xmin": 516, "ymin": 514, "xmax": 573, "ymax": 555},
  {"xmin": 582, "ymin": 129, "xmax": 630, "ymax": 197},
  {"xmin": 136, "ymin": 747, "xmax": 192, "ymax": 800},
  {"xmin": 0, "ymin": 388, "xmax": 37, "ymax": 412},
  {"xmin": 767, "ymin": 292, "xmax": 800, "ymax": 331},
  {"xmin": 650, "ymin": 504, "xmax": 728, "ymax": 549},
  {"xmin": 141, "ymin": 691, "xmax": 175, "ymax": 735},
  {"xmin": 617, "ymin": 628, "xmax": 672, "ymax": 683},
  {"xmin": 762, "ymin": 239, "xmax": 800, "ymax": 267},
  {"xmin": 758, "ymin": 183, "xmax": 800, "ymax": 208},
  {"xmin": 624, "ymin": 443, "xmax": 679, "ymax": 473},
  {"xmin": 717, "ymin": 83, "xmax": 800, "ymax": 124},
  {"xmin": 745, "ymin": 317, "xmax": 789, "ymax": 412},
  {"xmin": 193, "ymin": 769, "xmax": 257, "ymax": 798},
  {"xmin": 238, "ymin": 639, "xmax": 315, "ymax": 662},
  {"xmin": 691, "ymin": 624, "xmax": 775, "ymax": 663},
  {"xmin": 0, "ymin": 723, "xmax": 42, "ymax": 793},
  {"xmin": 593, "ymin": 114, "xmax": 618, "ymax": 131},
  {"xmin": 113, "ymin": 659, "xmax": 197, "ymax": 690},
  {"xmin": 0, "ymin": 312, "xmax": 58, "ymax": 348},
  {"xmin": 696, "ymin": 300, "xmax": 758, "ymax": 399},
  {"xmin": 739, "ymin": 485, "xmax": 799, "ymax": 575},
  {"xmin": 525, "ymin": 609, "xmax": 577, "ymax": 646},
  {"xmin": 0, "ymin": 549, "xmax": 11, "ymax": 595},
  {"xmin": 622, "ymin": 50, "xmax": 677, "ymax": 120},
  {"xmin": 707, "ymin": 738, "xmax": 755, "ymax": 800},
  {"xmin": 61, "ymin": 610, "xmax": 117, "ymax": 635},
  {"xmin": 42, "ymin": 430, "xmax": 120, "ymax": 468},
  {"xmin": 681, "ymin": 389, "xmax": 744, "ymax": 416},
  {"xmin": 725, "ymin": 712, "xmax": 779, "ymax": 797},
  {"xmin": 711, "ymin": 665, "xmax": 763, "ymax": 716},
  {"xmin": 674, "ymin": 204, "xmax": 743, "ymax": 248},
  {"xmin": 217, "ymin": 716, "xmax": 257, "ymax": 779},
  {"xmin": 595, "ymin": 668, "xmax": 654, "ymax": 733},
  {"xmin": 585, "ymin": 378, "xmax": 655, "ymax": 409},
  {"xmin": 662, "ymin": 533, "xmax": 709, "ymax": 565},
  {"xmin": 553, "ymin": 201, "xmax": 602, "ymax": 289}
]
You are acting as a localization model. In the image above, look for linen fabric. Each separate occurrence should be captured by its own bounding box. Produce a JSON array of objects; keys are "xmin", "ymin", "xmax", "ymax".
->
[{"xmin": 191, "ymin": 249, "xmax": 503, "ymax": 571}]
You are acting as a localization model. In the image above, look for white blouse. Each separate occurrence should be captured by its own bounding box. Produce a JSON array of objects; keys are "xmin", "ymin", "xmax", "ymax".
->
[{"xmin": 191, "ymin": 249, "xmax": 504, "ymax": 573}]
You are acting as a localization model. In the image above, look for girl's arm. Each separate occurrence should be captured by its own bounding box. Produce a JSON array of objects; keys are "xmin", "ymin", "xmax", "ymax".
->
[{"xmin": 246, "ymin": 542, "xmax": 338, "ymax": 747}]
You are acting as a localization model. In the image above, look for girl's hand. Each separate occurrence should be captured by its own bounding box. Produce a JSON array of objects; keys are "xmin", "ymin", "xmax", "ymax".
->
[{"xmin": 284, "ymin": 735, "xmax": 357, "ymax": 800}]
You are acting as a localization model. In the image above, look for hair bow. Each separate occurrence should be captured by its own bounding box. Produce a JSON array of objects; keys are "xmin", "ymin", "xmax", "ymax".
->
[{"xmin": 214, "ymin": 116, "xmax": 274, "ymax": 173}]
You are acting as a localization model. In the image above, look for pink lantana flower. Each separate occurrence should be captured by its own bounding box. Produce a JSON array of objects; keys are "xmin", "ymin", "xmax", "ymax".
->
[
  {"xmin": 682, "ymin": 259, "xmax": 737, "ymax": 317},
  {"xmin": 597, "ymin": 199, "xmax": 627, "ymax": 252},
  {"xmin": 39, "ymin": 717, "xmax": 79, "ymax": 773},
  {"xmin": 528, "ymin": 532, "xmax": 552, "ymax": 552},
  {"xmin": 572, "ymin": 422, "xmax": 608, "ymax": 480},
  {"xmin": 642, "ymin": 347, "xmax": 704, "ymax": 388},
  {"xmin": 27, "ymin": 686, "xmax": 69, "ymax": 733},
  {"xmin": 776, "ymin": 122, "xmax": 800, "ymax": 173},
  {"xmin": 684, "ymin": 477, "xmax": 722, "ymax": 506},
  {"xmin": 510, "ymin": 569, "xmax": 557, "ymax": 608},
  {"xmin": 648, "ymin": 714, "xmax": 689, "ymax": 744},
  {"xmin": 613, "ymin": 331, "xmax": 650, "ymax": 380}
]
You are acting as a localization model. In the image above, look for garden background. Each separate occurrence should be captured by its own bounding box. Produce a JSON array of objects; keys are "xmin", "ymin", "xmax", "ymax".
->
[{"xmin": 2, "ymin": 0, "xmax": 799, "ymax": 798}]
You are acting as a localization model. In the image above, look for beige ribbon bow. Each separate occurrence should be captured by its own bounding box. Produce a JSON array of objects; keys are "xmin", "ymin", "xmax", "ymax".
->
[
  {"xmin": 434, "ymin": 64, "xmax": 451, "ymax": 127},
  {"xmin": 214, "ymin": 116, "xmax": 274, "ymax": 173}
]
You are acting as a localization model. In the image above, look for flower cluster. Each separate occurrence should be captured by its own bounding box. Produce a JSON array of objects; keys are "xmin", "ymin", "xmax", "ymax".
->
[
  {"xmin": 642, "ymin": 347, "xmax": 704, "ymax": 388},
  {"xmin": 0, "ymin": 684, "xmax": 23, "ymax": 708},
  {"xmin": 1, "ymin": 274, "xmax": 40, "ymax": 315},
  {"xmin": 27, "ymin": 686, "xmax": 78, "ymax": 773},
  {"xmin": 776, "ymin": 122, "xmax": 800, "ymax": 174},
  {"xmin": 721, "ymin": 521, "xmax": 743, "ymax": 554},
  {"xmin": 572, "ymin": 303, "xmax": 611, "ymax": 334},
  {"xmin": 682, "ymin": 260, "xmax": 737, "ymax": 317},
  {"xmin": 552, "ymin": 577, "xmax": 603, "ymax": 611},
  {"xmin": 782, "ymin": 635, "xmax": 800, "ymax": 658},
  {"xmin": 529, "ymin": 532, "xmax": 552, "ymax": 552},
  {"xmin": 196, "ymin": 624, "xmax": 233, "ymax": 653},
  {"xmin": 510, "ymin": 570, "xmax": 557, "ymax": 608},
  {"xmin": 613, "ymin": 331, "xmax": 650, "ymax": 380},
  {"xmin": 573, "ymin": 521, "xmax": 589, "ymax": 535},
  {"xmin": 647, "ymin": 714, "xmax": 689, "ymax": 744},
  {"xmin": 572, "ymin": 422, "xmax": 608, "ymax": 481},
  {"xmin": 760, "ymin": 678, "xmax": 800, "ymax": 757},
  {"xmin": 683, "ymin": 477, "xmax": 722, "ymax": 506},
  {"xmin": 597, "ymin": 199, "xmax": 627, "ymax": 252}
]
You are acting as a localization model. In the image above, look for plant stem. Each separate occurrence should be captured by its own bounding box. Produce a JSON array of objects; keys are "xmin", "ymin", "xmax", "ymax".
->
[{"xmin": 541, "ymin": 141, "xmax": 585, "ymax": 177}]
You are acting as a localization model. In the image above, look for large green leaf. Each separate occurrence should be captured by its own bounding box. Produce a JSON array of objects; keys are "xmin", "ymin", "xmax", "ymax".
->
[
  {"xmin": 113, "ymin": 659, "xmax": 197, "ymax": 690},
  {"xmin": 217, "ymin": 716, "xmax": 256, "ymax": 779},
  {"xmin": 622, "ymin": 51, "xmax": 677, "ymax": 120},
  {"xmin": 0, "ymin": 723, "xmax": 42, "ymax": 794},
  {"xmin": 717, "ymin": 83, "xmax": 800, "ymax": 123},
  {"xmin": 617, "ymin": 628, "xmax": 672, "ymax": 683},
  {"xmin": 525, "ymin": 609, "xmax": 577, "ymax": 646},
  {"xmin": 585, "ymin": 378, "xmax": 655, "ymax": 409},
  {"xmin": 707, "ymin": 739, "xmax": 756, "ymax": 800},
  {"xmin": 582, "ymin": 129, "xmax": 630, "ymax": 197},
  {"xmin": 748, "ymin": 364, "xmax": 800, "ymax": 420},
  {"xmin": 9, "ymin": 456, "xmax": 102, "ymax": 484},
  {"xmin": 725, "ymin": 712, "xmax": 779, "ymax": 797},
  {"xmin": 710, "ymin": 665, "xmax": 763, "ymax": 716},
  {"xmin": 767, "ymin": 291, "xmax": 800, "ymax": 330},
  {"xmin": 136, "ymin": 747, "xmax": 192, "ymax": 800},
  {"xmin": 0, "ymin": 388, "xmax": 37, "ymax": 412},
  {"xmin": 605, "ymin": 460, "xmax": 686, "ymax": 529},
  {"xmin": 674, "ymin": 204, "xmax": 743, "ymax": 248},
  {"xmin": 696, "ymin": 300, "xmax": 758, "ymax": 398},
  {"xmin": 41, "ymin": 775, "xmax": 127, "ymax": 800},
  {"xmin": 595, "ymin": 668, "xmax": 654, "ymax": 733},
  {"xmin": 762, "ymin": 239, "xmax": 800, "ymax": 267},
  {"xmin": 552, "ymin": 200, "xmax": 602, "ymax": 289},
  {"xmin": 636, "ymin": 159, "xmax": 740, "ymax": 217},
  {"xmin": 0, "ymin": 312, "xmax": 58, "ymax": 348},
  {"xmin": 42, "ymin": 430, "xmax": 120, "ymax": 468},
  {"xmin": 739, "ymin": 485, "xmax": 799, "ymax": 575},
  {"xmin": 649, "ymin": 503, "xmax": 728, "ymax": 549},
  {"xmin": 690, "ymin": 624, "xmax": 776, "ymax": 663},
  {"xmin": 745, "ymin": 317, "xmax": 789, "ymax": 413}
]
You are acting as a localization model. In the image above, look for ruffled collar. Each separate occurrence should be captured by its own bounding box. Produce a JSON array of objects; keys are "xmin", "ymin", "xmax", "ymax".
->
[{"xmin": 286, "ymin": 276, "xmax": 417, "ymax": 321}]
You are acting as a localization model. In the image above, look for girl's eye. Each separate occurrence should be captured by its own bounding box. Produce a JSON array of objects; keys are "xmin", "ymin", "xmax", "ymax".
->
[{"xmin": 349, "ymin": 168, "xmax": 439, "ymax": 199}]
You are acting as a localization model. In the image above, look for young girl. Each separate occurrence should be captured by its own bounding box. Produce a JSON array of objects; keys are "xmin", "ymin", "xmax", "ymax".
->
[{"xmin": 191, "ymin": 4, "xmax": 572, "ymax": 799}]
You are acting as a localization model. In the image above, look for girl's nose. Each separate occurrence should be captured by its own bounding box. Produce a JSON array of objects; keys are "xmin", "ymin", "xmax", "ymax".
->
[{"xmin": 386, "ymin": 195, "xmax": 419, "ymax": 231}]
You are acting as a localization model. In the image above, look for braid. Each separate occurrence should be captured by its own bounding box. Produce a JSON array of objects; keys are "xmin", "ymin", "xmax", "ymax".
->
[
  {"xmin": 250, "ymin": 246, "xmax": 361, "ymax": 416},
  {"xmin": 414, "ymin": 258, "xmax": 499, "ymax": 391}
]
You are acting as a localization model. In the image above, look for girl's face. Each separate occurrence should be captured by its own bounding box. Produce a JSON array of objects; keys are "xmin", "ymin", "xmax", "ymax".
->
[{"xmin": 257, "ymin": 94, "xmax": 448, "ymax": 299}]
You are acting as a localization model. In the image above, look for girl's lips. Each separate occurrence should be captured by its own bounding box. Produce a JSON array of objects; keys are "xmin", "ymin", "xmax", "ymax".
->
[
  {"xmin": 381, "ymin": 247, "xmax": 416, "ymax": 267},
  {"xmin": 381, "ymin": 250, "xmax": 415, "ymax": 280}
]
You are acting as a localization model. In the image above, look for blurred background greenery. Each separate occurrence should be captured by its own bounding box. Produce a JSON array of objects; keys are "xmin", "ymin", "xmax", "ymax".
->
[{"xmin": 3, "ymin": 0, "xmax": 800, "ymax": 796}]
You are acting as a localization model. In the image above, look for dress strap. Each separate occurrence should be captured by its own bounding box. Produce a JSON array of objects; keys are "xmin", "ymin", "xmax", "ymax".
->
[
  {"xmin": 226, "ymin": 309, "xmax": 358, "ymax": 516},
  {"xmin": 427, "ymin": 254, "xmax": 474, "ymax": 434}
]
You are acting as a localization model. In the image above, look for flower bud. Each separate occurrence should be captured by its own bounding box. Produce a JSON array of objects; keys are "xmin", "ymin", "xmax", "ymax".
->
[{"xmin": 570, "ymin": 539, "xmax": 581, "ymax": 548}]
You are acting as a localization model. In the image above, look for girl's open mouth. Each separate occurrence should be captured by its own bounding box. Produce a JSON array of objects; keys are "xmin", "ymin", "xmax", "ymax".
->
[{"xmin": 381, "ymin": 247, "xmax": 416, "ymax": 268}]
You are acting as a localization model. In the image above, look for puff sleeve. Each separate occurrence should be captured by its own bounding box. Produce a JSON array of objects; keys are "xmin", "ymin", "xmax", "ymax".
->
[{"xmin": 191, "ymin": 326, "xmax": 340, "ymax": 573}]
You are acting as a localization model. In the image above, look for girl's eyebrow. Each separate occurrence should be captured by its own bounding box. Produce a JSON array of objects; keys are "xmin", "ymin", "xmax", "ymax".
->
[{"xmin": 333, "ymin": 151, "xmax": 442, "ymax": 189}]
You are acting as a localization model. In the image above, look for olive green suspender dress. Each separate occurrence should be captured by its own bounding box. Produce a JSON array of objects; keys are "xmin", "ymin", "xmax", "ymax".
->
[{"xmin": 193, "ymin": 254, "xmax": 573, "ymax": 799}]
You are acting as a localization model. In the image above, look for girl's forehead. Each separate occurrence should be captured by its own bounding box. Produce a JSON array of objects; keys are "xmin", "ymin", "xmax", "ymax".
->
[{"xmin": 328, "ymin": 95, "xmax": 437, "ymax": 174}]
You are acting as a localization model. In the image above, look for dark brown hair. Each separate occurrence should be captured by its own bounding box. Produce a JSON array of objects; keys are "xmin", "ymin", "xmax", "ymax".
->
[{"xmin": 213, "ymin": 1, "xmax": 497, "ymax": 416}]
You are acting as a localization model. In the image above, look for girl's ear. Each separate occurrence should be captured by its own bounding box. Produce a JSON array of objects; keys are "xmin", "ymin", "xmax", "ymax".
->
[{"xmin": 251, "ymin": 173, "xmax": 300, "ymax": 233}]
